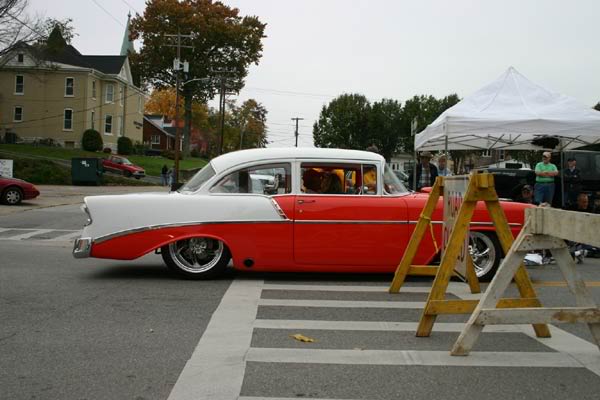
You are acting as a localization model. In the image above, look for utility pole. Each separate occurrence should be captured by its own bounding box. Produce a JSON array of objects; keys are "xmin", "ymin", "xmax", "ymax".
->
[
  {"xmin": 211, "ymin": 69, "xmax": 236, "ymax": 156},
  {"xmin": 291, "ymin": 117, "xmax": 304, "ymax": 147},
  {"xmin": 164, "ymin": 31, "xmax": 193, "ymax": 189}
]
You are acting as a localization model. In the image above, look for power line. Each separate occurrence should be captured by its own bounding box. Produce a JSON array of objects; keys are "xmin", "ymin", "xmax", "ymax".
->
[
  {"xmin": 5, "ymin": 12, "xmax": 47, "ymax": 38},
  {"xmin": 119, "ymin": 0, "xmax": 142, "ymax": 15},
  {"xmin": 89, "ymin": 0, "xmax": 125, "ymax": 28}
]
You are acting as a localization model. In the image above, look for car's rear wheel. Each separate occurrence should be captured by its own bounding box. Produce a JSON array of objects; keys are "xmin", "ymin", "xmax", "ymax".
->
[
  {"xmin": 2, "ymin": 186, "xmax": 23, "ymax": 205},
  {"xmin": 161, "ymin": 237, "xmax": 230, "ymax": 279},
  {"xmin": 469, "ymin": 231, "xmax": 502, "ymax": 281}
]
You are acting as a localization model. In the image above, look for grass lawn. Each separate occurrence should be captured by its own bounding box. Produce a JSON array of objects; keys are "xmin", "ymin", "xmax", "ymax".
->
[
  {"xmin": 4, "ymin": 156, "xmax": 154, "ymax": 186},
  {"xmin": 0, "ymin": 144, "xmax": 208, "ymax": 176}
]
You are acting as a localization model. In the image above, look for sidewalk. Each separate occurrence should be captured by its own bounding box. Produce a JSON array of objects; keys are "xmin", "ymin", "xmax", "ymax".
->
[{"xmin": 0, "ymin": 185, "xmax": 164, "ymax": 216}]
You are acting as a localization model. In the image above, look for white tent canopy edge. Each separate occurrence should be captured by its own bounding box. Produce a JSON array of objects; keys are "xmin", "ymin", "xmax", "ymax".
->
[{"xmin": 415, "ymin": 67, "xmax": 600, "ymax": 151}]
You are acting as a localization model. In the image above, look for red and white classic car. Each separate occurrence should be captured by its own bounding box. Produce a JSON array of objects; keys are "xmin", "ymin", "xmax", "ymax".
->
[{"xmin": 73, "ymin": 148, "xmax": 529, "ymax": 280}]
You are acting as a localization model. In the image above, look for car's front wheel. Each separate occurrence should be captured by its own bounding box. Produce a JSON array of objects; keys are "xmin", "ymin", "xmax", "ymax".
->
[
  {"xmin": 469, "ymin": 231, "xmax": 502, "ymax": 281},
  {"xmin": 2, "ymin": 186, "xmax": 23, "ymax": 205},
  {"xmin": 161, "ymin": 237, "xmax": 231, "ymax": 279}
]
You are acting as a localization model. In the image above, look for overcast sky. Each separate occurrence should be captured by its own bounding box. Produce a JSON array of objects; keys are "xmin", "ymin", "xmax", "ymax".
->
[{"xmin": 28, "ymin": 0, "xmax": 600, "ymax": 147}]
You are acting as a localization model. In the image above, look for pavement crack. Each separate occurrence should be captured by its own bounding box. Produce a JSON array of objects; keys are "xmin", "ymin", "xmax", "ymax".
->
[{"xmin": 0, "ymin": 332, "xmax": 17, "ymax": 344}]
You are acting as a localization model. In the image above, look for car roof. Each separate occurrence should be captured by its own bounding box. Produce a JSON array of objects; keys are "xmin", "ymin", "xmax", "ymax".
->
[{"xmin": 210, "ymin": 148, "xmax": 384, "ymax": 174}]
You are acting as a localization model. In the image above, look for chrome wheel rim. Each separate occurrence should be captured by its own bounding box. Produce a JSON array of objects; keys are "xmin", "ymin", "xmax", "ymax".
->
[
  {"xmin": 469, "ymin": 232, "xmax": 496, "ymax": 278},
  {"xmin": 168, "ymin": 237, "xmax": 224, "ymax": 274},
  {"xmin": 5, "ymin": 189, "xmax": 21, "ymax": 205}
]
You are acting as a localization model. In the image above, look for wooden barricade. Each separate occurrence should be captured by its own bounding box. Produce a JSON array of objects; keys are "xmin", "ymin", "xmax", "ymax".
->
[
  {"xmin": 389, "ymin": 172, "xmax": 551, "ymax": 339},
  {"xmin": 388, "ymin": 176, "xmax": 481, "ymax": 292},
  {"xmin": 452, "ymin": 207, "xmax": 600, "ymax": 355}
]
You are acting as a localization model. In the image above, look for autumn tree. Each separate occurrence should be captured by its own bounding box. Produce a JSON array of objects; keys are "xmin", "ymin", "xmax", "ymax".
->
[
  {"xmin": 145, "ymin": 88, "xmax": 210, "ymax": 131},
  {"xmin": 130, "ymin": 0, "xmax": 266, "ymax": 156}
]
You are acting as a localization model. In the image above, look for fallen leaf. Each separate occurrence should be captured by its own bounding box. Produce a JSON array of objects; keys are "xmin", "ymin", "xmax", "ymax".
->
[{"xmin": 290, "ymin": 333, "xmax": 315, "ymax": 343}]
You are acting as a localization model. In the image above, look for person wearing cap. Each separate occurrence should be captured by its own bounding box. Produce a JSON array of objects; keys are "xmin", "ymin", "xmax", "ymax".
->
[
  {"xmin": 563, "ymin": 157, "xmax": 581, "ymax": 208},
  {"xmin": 437, "ymin": 154, "xmax": 452, "ymax": 177},
  {"xmin": 534, "ymin": 151, "xmax": 558, "ymax": 205},
  {"xmin": 409, "ymin": 151, "xmax": 438, "ymax": 191},
  {"xmin": 516, "ymin": 184, "xmax": 534, "ymax": 204}
]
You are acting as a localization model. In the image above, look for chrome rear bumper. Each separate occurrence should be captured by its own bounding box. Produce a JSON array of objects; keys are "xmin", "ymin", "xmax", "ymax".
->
[{"xmin": 73, "ymin": 237, "xmax": 92, "ymax": 258}]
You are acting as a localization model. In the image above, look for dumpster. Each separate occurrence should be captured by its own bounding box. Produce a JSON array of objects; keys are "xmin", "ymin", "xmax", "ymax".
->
[{"xmin": 71, "ymin": 158, "xmax": 103, "ymax": 186}]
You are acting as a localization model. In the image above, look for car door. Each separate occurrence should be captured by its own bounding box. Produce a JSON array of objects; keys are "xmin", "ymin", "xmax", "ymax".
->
[{"xmin": 294, "ymin": 162, "xmax": 409, "ymax": 266}]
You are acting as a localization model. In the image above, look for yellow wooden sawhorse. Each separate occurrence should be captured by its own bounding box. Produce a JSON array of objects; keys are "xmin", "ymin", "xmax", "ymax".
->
[{"xmin": 389, "ymin": 172, "xmax": 551, "ymax": 339}]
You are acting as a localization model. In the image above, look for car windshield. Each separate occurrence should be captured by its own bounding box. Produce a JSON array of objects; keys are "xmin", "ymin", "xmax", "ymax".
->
[
  {"xmin": 179, "ymin": 163, "xmax": 216, "ymax": 193},
  {"xmin": 120, "ymin": 158, "xmax": 132, "ymax": 165},
  {"xmin": 383, "ymin": 164, "xmax": 409, "ymax": 195}
]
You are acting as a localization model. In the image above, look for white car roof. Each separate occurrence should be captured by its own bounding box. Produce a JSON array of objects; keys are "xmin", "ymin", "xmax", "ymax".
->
[{"xmin": 210, "ymin": 148, "xmax": 385, "ymax": 174}]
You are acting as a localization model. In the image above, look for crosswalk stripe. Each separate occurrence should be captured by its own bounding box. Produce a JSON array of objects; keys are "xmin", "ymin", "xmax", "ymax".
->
[
  {"xmin": 245, "ymin": 348, "xmax": 582, "ymax": 368},
  {"xmin": 48, "ymin": 231, "xmax": 82, "ymax": 241},
  {"xmin": 6, "ymin": 229, "xmax": 54, "ymax": 240},
  {"xmin": 253, "ymin": 319, "xmax": 523, "ymax": 333},
  {"xmin": 258, "ymin": 298, "xmax": 425, "ymax": 308}
]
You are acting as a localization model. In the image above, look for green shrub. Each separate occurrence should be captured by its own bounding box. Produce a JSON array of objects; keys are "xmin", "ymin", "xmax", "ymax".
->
[
  {"xmin": 81, "ymin": 129, "xmax": 103, "ymax": 151},
  {"xmin": 117, "ymin": 136, "xmax": 133, "ymax": 155},
  {"xmin": 133, "ymin": 140, "xmax": 150, "ymax": 155},
  {"xmin": 103, "ymin": 147, "xmax": 112, "ymax": 153}
]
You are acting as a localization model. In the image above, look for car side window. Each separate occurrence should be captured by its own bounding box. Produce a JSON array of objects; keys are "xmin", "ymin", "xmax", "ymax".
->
[
  {"xmin": 300, "ymin": 163, "xmax": 377, "ymax": 195},
  {"xmin": 210, "ymin": 163, "xmax": 291, "ymax": 195}
]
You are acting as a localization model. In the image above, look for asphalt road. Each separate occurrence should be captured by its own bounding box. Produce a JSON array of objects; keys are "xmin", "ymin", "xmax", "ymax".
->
[{"xmin": 2, "ymin": 197, "xmax": 600, "ymax": 400}]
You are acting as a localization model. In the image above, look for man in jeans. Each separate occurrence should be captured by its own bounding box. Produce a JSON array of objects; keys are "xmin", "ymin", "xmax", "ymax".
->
[{"xmin": 534, "ymin": 151, "xmax": 558, "ymax": 205}]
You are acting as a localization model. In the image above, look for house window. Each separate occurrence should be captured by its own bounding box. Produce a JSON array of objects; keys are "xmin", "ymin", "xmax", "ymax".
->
[
  {"xmin": 13, "ymin": 106, "xmax": 23, "ymax": 122},
  {"xmin": 17, "ymin": 53, "xmax": 24, "ymax": 63},
  {"xmin": 63, "ymin": 109, "xmax": 73, "ymax": 131},
  {"xmin": 15, "ymin": 75, "xmax": 24, "ymax": 94},
  {"xmin": 105, "ymin": 84, "xmax": 114, "ymax": 103},
  {"xmin": 498, "ymin": 149, "xmax": 506, "ymax": 161},
  {"xmin": 92, "ymin": 80, "xmax": 96, "ymax": 99},
  {"xmin": 151, "ymin": 135, "xmax": 160, "ymax": 145},
  {"xmin": 65, "ymin": 77, "xmax": 74, "ymax": 97},
  {"xmin": 482, "ymin": 149, "xmax": 491, "ymax": 157},
  {"xmin": 104, "ymin": 115, "xmax": 113, "ymax": 134},
  {"xmin": 119, "ymin": 85, "xmax": 124, "ymax": 106},
  {"xmin": 91, "ymin": 111, "xmax": 95, "ymax": 130}
]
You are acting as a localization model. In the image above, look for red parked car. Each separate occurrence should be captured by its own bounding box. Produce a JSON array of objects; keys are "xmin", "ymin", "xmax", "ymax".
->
[
  {"xmin": 102, "ymin": 155, "xmax": 145, "ymax": 179},
  {"xmin": 0, "ymin": 176, "xmax": 40, "ymax": 205}
]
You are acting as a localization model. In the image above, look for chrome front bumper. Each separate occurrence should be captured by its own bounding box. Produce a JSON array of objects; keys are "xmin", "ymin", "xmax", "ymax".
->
[{"xmin": 73, "ymin": 237, "xmax": 92, "ymax": 258}]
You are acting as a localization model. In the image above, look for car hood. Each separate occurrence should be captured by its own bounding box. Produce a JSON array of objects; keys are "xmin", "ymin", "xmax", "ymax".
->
[{"xmin": 82, "ymin": 192, "xmax": 283, "ymax": 240}]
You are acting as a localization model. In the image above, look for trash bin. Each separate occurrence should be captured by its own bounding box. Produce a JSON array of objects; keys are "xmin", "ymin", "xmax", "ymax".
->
[{"xmin": 71, "ymin": 158, "xmax": 103, "ymax": 186}]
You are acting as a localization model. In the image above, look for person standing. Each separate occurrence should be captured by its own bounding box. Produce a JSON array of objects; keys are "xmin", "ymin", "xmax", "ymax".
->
[
  {"xmin": 437, "ymin": 154, "xmax": 452, "ymax": 177},
  {"xmin": 409, "ymin": 151, "xmax": 438, "ymax": 191},
  {"xmin": 563, "ymin": 157, "xmax": 581, "ymax": 208},
  {"xmin": 161, "ymin": 164, "xmax": 169, "ymax": 186},
  {"xmin": 534, "ymin": 151, "xmax": 558, "ymax": 205}
]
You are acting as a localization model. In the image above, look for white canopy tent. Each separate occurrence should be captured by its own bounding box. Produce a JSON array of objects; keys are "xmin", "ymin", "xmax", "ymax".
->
[{"xmin": 415, "ymin": 67, "xmax": 600, "ymax": 151}]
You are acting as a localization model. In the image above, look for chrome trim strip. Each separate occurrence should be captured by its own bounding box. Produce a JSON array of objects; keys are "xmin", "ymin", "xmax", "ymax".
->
[
  {"xmin": 295, "ymin": 220, "xmax": 406, "ymax": 225},
  {"xmin": 406, "ymin": 220, "xmax": 522, "ymax": 227},
  {"xmin": 270, "ymin": 198, "xmax": 289, "ymax": 220},
  {"xmin": 93, "ymin": 220, "xmax": 292, "ymax": 244},
  {"xmin": 93, "ymin": 219, "xmax": 523, "ymax": 245}
]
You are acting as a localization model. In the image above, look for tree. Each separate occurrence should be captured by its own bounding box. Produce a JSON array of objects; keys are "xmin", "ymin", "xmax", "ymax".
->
[
  {"xmin": 38, "ymin": 18, "xmax": 77, "ymax": 44},
  {"xmin": 367, "ymin": 99, "xmax": 403, "ymax": 161},
  {"xmin": 0, "ymin": 0, "xmax": 40, "ymax": 55},
  {"xmin": 81, "ymin": 129, "xmax": 103, "ymax": 152},
  {"xmin": 313, "ymin": 93, "xmax": 371, "ymax": 149},
  {"xmin": 230, "ymin": 99, "xmax": 268, "ymax": 150},
  {"xmin": 145, "ymin": 88, "xmax": 210, "ymax": 131},
  {"xmin": 130, "ymin": 0, "xmax": 266, "ymax": 156}
]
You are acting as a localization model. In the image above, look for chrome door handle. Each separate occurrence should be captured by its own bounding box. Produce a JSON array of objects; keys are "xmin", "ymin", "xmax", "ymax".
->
[{"xmin": 297, "ymin": 199, "xmax": 316, "ymax": 204}]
